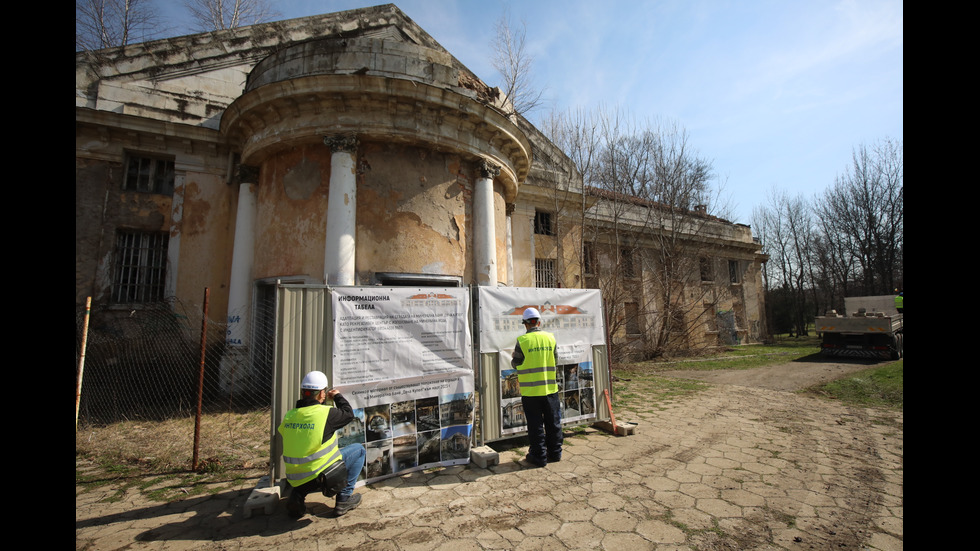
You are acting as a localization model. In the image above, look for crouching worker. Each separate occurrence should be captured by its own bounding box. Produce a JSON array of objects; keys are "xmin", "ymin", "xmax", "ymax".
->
[{"xmin": 278, "ymin": 370, "xmax": 365, "ymax": 518}]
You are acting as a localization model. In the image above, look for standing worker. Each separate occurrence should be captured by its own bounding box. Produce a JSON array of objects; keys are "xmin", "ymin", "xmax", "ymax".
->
[
  {"xmin": 278, "ymin": 370, "xmax": 365, "ymax": 518},
  {"xmin": 511, "ymin": 307, "xmax": 562, "ymax": 467},
  {"xmin": 894, "ymin": 290, "xmax": 903, "ymax": 313}
]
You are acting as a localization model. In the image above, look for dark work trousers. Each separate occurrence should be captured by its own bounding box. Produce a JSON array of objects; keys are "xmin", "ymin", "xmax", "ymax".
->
[{"xmin": 522, "ymin": 393, "xmax": 563, "ymax": 463}]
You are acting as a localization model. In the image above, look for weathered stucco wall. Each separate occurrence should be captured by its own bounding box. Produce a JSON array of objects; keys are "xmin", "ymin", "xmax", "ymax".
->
[
  {"xmin": 356, "ymin": 142, "xmax": 473, "ymax": 282},
  {"xmin": 173, "ymin": 171, "xmax": 235, "ymax": 317},
  {"xmin": 75, "ymin": 111, "xmax": 235, "ymax": 316},
  {"xmin": 246, "ymin": 140, "xmax": 510, "ymax": 285},
  {"xmin": 253, "ymin": 144, "xmax": 332, "ymax": 281}
]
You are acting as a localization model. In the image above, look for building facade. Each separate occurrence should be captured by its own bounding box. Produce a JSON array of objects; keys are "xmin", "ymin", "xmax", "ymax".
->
[{"xmin": 76, "ymin": 5, "xmax": 767, "ymax": 376}]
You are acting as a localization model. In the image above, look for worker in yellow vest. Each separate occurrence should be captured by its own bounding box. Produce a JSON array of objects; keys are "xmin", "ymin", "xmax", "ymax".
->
[
  {"xmin": 277, "ymin": 370, "xmax": 365, "ymax": 518},
  {"xmin": 894, "ymin": 290, "xmax": 903, "ymax": 313},
  {"xmin": 511, "ymin": 307, "xmax": 562, "ymax": 467}
]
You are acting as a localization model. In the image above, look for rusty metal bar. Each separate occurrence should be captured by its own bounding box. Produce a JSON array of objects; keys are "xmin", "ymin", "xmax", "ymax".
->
[
  {"xmin": 76, "ymin": 297, "xmax": 92, "ymax": 430},
  {"xmin": 192, "ymin": 288, "xmax": 209, "ymax": 471}
]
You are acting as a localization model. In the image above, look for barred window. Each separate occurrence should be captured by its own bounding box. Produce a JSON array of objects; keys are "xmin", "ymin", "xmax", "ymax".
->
[
  {"xmin": 535, "ymin": 258, "xmax": 558, "ymax": 288},
  {"xmin": 124, "ymin": 154, "xmax": 175, "ymax": 195},
  {"xmin": 112, "ymin": 230, "xmax": 169, "ymax": 304},
  {"xmin": 621, "ymin": 248, "xmax": 636, "ymax": 278}
]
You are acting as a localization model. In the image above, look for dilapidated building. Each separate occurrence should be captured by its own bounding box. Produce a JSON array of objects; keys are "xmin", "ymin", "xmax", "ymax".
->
[{"xmin": 76, "ymin": 4, "xmax": 767, "ymax": 380}]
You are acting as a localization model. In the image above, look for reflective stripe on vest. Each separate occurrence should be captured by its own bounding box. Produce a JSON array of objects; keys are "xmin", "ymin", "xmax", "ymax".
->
[
  {"xmin": 277, "ymin": 404, "xmax": 342, "ymax": 487},
  {"xmin": 516, "ymin": 331, "xmax": 558, "ymax": 396}
]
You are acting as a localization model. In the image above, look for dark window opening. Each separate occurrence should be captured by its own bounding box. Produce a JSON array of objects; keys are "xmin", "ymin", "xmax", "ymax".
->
[
  {"xmin": 124, "ymin": 154, "xmax": 175, "ymax": 195},
  {"xmin": 534, "ymin": 211, "xmax": 554, "ymax": 236}
]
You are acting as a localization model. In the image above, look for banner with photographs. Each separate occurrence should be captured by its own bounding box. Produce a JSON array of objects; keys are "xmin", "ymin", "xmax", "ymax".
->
[
  {"xmin": 477, "ymin": 287, "xmax": 605, "ymax": 435},
  {"xmin": 331, "ymin": 287, "xmax": 474, "ymax": 485}
]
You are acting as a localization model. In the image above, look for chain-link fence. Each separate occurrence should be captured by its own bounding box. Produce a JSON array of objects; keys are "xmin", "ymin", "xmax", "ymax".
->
[{"xmin": 75, "ymin": 295, "xmax": 274, "ymax": 426}]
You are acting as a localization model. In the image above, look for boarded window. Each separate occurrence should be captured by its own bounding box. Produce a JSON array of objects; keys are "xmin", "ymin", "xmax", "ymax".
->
[
  {"xmin": 112, "ymin": 230, "xmax": 169, "ymax": 303},
  {"xmin": 625, "ymin": 302, "xmax": 641, "ymax": 334}
]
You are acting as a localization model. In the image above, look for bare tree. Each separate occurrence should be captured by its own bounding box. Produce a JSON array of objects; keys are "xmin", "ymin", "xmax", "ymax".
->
[
  {"xmin": 817, "ymin": 138, "xmax": 903, "ymax": 296},
  {"xmin": 491, "ymin": 13, "xmax": 544, "ymax": 117},
  {"xmin": 753, "ymin": 188, "xmax": 816, "ymax": 336},
  {"xmin": 184, "ymin": 0, "xmax": 279, "ymax": 31},
  {"xmin": 544, "ymin": 106, "xmax": 732, "ymax": 359},
  {"xmin": 76, "ymin": 0, "xmax": 160, "ymax": 51},
  {"xmin": 753, "ymin": 137, "xmax": 903, "ymax": 335}
]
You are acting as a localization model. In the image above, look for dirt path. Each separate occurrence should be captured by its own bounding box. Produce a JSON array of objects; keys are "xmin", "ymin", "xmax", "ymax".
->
[{"xmin": 76, "ymin": 356, "xmax": 903, "ymax": 550}]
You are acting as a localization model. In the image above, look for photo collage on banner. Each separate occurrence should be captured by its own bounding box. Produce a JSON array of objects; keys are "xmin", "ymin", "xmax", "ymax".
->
[
  {"xmin": 477, "ymin": 287, "xmax": 605, "ymax": 437},
  {"xmin": 499, "ymin": 352, "xmax": 596, "ymax": 435},
  {"xmin": 331, "ymin": 287, "xmax": 474, "ymax": 486}
]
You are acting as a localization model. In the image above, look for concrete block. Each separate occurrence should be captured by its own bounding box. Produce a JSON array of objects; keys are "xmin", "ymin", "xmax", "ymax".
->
[
  {"xmin": 470, "ymin": 445, "xmax": 499, "ymax": 469},
  {"xmin": 592, "ymin": 420, "xmax": 638, "ymax": 436},
  {"xmin": 242, "ymin": 476, "xmax": 282, "ymax": 519}
]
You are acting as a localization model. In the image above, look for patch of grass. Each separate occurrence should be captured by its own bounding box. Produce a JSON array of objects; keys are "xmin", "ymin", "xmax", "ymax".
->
[
  {"xmin": 623, "ymin": 337, "xmax": 822, "ymax": 372},
  {"xmin": 611, "ymin": 373, "xmax": 710, "ymax": 412},
  {"xmin": 805, "ymin": 360, "xmax": 903, "ymax": 409},
  {"xmin": 609, "ymin": 338, "xmax": 821, "ymax": 409}
]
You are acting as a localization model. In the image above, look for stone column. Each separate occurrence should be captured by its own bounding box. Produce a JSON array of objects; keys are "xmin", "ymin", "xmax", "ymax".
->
[
  {"xmin": 221, "ymin": 165, "xmax": 259, "ymax": 393},
  {"xmin": 323, "ymin": 135, "xmax": 359, "ymax": 286},
  {"xmin": 505, "ymin": 202, "xmax": 515, "ymax": 286},
  {"xmin": 474, "ymin": 159, "xmax": 500, "ymax": 286}
]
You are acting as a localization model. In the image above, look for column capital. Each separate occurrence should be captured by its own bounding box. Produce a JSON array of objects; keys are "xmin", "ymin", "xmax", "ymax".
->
[
  {"xmin": 477, "ymin": 159, "xmax": 501, "ymax": 180},
  {"xmin": 323, "ymin": 134, "xmax": 359, "ymax": 153},
  {"xmin": 505, "ymin": 202, "xmax": 516, "ymax": 216}
]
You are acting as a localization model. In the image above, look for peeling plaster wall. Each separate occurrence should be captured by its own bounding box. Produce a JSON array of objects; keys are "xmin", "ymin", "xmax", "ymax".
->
[
  {"xmin": 75, "ymin": 128, "xmax": 235, "ymax": 322},
  {"xmin": 75, "ymin": 155, "xmax": 172, "ymax": 305},
  {"xmin": 174, "ymin": 172, "xmax": 234, "ymax": 317},
  {"xmin": 248, "ymin": 140, "xmax": 507, "ymax": 286},
  {"xmin": 253, "ymin": 144, "xmax": 331, "ymax": 281},
  {"xmin": 356, "ymin": 142, "xmax": 484, "ymax": 283}
]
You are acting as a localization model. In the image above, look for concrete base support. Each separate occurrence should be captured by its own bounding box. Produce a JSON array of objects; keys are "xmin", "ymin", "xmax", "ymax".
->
[
  {"xmin": 592, "ymin": 419, "xmax": 638, "ymax": 436},
  {"xmin": 470, "ymin": 445, "xmax": 500, "ymax": 469},
  {"xmin": 242, "ymin": 476, "xmax": 284, "ymax": 518}
]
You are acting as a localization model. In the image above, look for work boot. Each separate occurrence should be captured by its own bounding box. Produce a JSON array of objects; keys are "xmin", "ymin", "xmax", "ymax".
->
[
  {"xmin": 285, "ymin": 493, "xmax": 306, "ymax": 519},
  {"xmin": 334, "ymin": 493, "xmax": 362, "ymax": 516},
  {"xmin": 522, "ymin": 454, "xmax": 546, "ymax": 468}
]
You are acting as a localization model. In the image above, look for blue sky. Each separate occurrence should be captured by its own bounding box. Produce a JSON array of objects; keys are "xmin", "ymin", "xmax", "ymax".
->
[{"xmin": 155, "ymin": 0, "xmax": 903, "ymax": 228}]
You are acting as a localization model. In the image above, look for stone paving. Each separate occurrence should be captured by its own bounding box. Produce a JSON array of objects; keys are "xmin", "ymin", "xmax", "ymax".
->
[{"xmin": 76, "ymin": 383, "xmax": 903, "ymax": 550}]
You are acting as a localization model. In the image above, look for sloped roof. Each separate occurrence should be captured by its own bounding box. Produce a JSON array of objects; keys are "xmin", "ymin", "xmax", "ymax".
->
[{"xmin": 75, "ymin": 4, "xmax": 493, "ymax": 130}]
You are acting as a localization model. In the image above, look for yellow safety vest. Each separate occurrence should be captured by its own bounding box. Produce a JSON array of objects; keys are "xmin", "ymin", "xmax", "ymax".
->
[
  {"xmin": 516, "ymin": 331, "xmax": 558, "ymax": 396},
  {"xmin": 894, "ymin": 295, "xmax": 903, "ymax": 310},
  {"xmin": 277, "ymin": 404, "xmax": 342, "ymax": 487}
]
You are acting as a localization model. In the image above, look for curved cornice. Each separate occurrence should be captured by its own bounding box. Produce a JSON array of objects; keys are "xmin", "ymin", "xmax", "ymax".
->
[{"xmin": 220, "ymin": 38, "xmax": 529, "ymax": 201}]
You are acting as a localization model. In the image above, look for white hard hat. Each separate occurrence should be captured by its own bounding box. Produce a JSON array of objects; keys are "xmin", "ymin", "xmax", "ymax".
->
[
  {"xmin": 301, "ymin": 371, "xmax": 329, "ymax": 390},
  {"xmin": 522, "ymin": 307, "xmax": 541, "ymax": 321}
]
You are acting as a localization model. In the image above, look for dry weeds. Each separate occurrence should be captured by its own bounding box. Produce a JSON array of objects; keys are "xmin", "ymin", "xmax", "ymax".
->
[{"xmin": 76, "ymin": 409, "xmax": 271, "ymax": 501}]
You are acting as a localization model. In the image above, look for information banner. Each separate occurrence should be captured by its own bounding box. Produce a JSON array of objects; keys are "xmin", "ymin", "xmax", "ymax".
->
[
  {"xmin": 331, "ymin": 287, "xmax": 474, "ymax": 483},
  {"xmin": 478, "ymin": 287, "xmax": 605, "ymax": 435}
]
